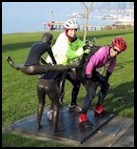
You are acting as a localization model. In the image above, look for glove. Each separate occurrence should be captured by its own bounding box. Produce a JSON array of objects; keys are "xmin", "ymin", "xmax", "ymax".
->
[
  {"xmin": 105, "ymin": 71, "xmax": 112, "ymax": 82},
  {"xmin": 101, "ymin": 76, "xmax": 108, "ymax": 84},
  {"xmin": 84, "ymin": 49, "xmax": 91, "ymax": 54},
  {"xmin": 92, "ymin": 72, "xmax": 106, "ymax": 84},
  {"xmin": 98, "ymin": 75, "xmax": 107, "ymax": 84}
]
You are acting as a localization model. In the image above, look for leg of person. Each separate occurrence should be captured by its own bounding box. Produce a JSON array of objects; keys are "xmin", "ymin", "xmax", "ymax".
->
[
  {"xmin": 47, "ymin": 104, "xmax": 54, "ymax": 121},
  {"xmin": 7, "ymin": 56, "xmax": 21, "ymax": 70},
  {"xmin": 38, "ymin": 77, "xmax": 60, "ymax": 132},
  {"xmin": 66, "ymin": 70, "xmax": 82, "ymax": 112},
  {"xmin": 6, "ymin": 56, "xmax": 39, "ymax": 74},
  {"xmin": 52, "ymin": 101, "xmax": 60, "ymax": 132},
  {"xmin": 79, "ymin": 80, "xmax": 97, "ymax": 128},
  {"xmin": 94, "ymin": 82, "xmax": 110, "ymax": 116},
  {"xmin": 57, "ymin": 72, "xmax": 67, "ymax": 107},
  {"xmin": 37, "ymin": 79, "xmax": 46, "ymax": 130},
  {"xmin": 47, "ymin": 82, "xmax": 60, "ymax": 132},
  {"xmin": 59, "ymin": 79, "xmax": 65, "ymax": 107},
  {"xmin": 36, "ymin": 64, "xmax": 79, "ymax": 73},
  {"xmin": 7, "ymin": 56, "xmax": 79, "ymax": 75},
  {"xmin": 40, "ymin": 72, "xmax": 62, "ymax": 123}
]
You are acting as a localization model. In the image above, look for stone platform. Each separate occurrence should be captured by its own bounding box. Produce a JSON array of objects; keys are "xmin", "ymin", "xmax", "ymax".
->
[{"xmin": 6, "ymin": 106, "xmax": 115, "ymax": 146}]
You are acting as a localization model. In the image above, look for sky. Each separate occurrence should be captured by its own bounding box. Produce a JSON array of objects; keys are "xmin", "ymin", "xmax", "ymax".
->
[
  {"xmin": 2, "ymin": 2, "xmax": 83, "ymax": 33},
  {"xmin": 2, "ymin": 2, "xmax": 132, "ymax": 34}
]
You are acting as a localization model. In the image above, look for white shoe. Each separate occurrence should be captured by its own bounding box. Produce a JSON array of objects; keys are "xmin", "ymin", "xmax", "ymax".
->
[
  {"xmin": 47, "ymin": 109, "xmax": 53, "ymax": 120},
  {"xmin": 69, "ymin": 104, "xmax": 82, "ymax": 113}
]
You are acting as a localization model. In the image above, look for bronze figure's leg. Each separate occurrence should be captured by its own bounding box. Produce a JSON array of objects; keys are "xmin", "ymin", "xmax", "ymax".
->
[
  {"xmin": 37, "ymin": 82, "xmax": 46, "ymax": 130},
  {"xmin": 37, "ymin": 78, "xmax": 60, "ymax": 132},
  {"xmin": 59, "ymin": 79, "xmax": 65, "ymax": 107},
  {"xmin": 47, "ymin": 81, "xmax": 60, "ymax": 132},
  {"xmin": 7, "ymin": 56, "xmax": 80, "ymax": 75}
]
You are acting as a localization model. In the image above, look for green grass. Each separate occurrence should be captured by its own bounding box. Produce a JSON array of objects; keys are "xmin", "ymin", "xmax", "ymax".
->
[
  {"xmin": 2, "ymin": 132, "xmax": 72, "ymax": 147},
  {"xmin": 2, "ymin": 29, "xmax": 134, "ymax": 147}
]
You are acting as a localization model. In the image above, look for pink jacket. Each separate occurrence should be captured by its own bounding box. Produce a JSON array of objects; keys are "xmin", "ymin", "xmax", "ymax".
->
[{"xmin": 85, "ymin": 46, "xmax": 116, "ymax": 77}]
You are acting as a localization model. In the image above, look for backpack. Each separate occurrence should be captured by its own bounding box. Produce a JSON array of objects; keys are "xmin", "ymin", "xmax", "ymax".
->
[
  {"xmin": 77, "ymin": 45, "xmax": 101, "ymax": 81},
  {"xmin": 83, "ymin": 45, "xmax": 101, "ymax": 64}
]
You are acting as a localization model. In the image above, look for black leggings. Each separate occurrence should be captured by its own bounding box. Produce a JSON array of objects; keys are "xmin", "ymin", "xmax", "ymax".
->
[{"xmin": 82, "ymin": 71, "xmax": 109, "ymax": 114}]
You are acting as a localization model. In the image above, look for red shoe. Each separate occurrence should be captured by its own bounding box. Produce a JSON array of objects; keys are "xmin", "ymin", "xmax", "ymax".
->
[
  {"xmin": 79, "ymin": 113, "xmax": 92, "ymax": 128},
  {"xmin": 94, "ymin": 104, "xmax": 105, "ymax": 116}
]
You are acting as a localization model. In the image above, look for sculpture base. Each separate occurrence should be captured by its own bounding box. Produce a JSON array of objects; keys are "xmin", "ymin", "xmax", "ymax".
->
[{"xmin": 6, "ymin": 106, "xmax": 114, "ymax": 145}]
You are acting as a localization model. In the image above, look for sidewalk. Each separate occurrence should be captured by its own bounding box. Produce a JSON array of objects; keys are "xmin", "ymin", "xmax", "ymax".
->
[{"xmin": 80, "ymin": 116, "xmax": 134, "ymax": 147}]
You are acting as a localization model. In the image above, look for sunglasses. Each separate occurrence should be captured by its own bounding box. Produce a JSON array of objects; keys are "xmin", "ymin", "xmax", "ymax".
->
[{"xmin": 113, "ymin": 47, "xmax": 121, "ymax": 54}]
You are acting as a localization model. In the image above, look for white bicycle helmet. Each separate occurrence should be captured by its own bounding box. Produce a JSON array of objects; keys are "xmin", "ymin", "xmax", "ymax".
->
[{"xmin": 64, "ymin": 19, "xmax": 78, "ymax": 29}]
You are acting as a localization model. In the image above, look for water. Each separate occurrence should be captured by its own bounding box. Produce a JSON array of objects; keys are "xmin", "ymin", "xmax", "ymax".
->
[{"xmin": 2, "ymin": 2, "xmax": 130, "ymax": 34}]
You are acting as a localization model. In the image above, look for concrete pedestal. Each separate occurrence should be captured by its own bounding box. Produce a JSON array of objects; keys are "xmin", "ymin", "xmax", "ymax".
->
[{"xmin": 7, "ymin": 106, "xmax": 114, "ymax": 145}]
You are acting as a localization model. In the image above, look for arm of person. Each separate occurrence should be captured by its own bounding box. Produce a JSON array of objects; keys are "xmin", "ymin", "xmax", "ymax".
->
[
  {"xmin": 106, "ymin": 57, "xmax": 116, "ymax": 81},
  {"xmin": 40, "ymin": 57, "xmax": 48, "ymax": 64},
  {"xmin": 85, "ymin": 52, "xmax": 103, "ymax": 78},
  {"xmin": 66, "ymin": 47, "xmax": 84, "ymax": 60},
  {"xmin": 50, "ymin": 33, "xmax": 69, "ymax": 65},
  {"xmin": 66, "ymin": 39, "xmax": 84, "ymax": 60},
  {"xmin": 47, "ymin": 47, "xmax": 57, "ymax": 64}
]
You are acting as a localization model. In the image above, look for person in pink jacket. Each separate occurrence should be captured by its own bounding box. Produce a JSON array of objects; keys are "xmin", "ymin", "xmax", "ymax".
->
[{"xmin": 78, "ymin": 36, "xmax": 127, "ymax": 128}]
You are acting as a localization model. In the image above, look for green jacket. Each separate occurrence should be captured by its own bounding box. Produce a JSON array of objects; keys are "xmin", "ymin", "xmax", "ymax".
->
[{"xmin": 46, "ymin": 32, "xmax": 84, "ymax": 65}]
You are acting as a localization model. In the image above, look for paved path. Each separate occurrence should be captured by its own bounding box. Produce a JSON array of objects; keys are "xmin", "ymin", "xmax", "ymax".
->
[{"xmin": 80, "ymin": 116, "xmax": 134, "ymax": 147}]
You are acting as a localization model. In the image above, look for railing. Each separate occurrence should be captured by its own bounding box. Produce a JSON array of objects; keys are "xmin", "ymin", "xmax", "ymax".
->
[{"xmin": 43, "ymin": 22, "xmax": 103, "ymax": 31}]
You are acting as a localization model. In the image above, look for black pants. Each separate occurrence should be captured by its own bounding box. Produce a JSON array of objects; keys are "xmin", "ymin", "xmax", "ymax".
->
[
  {"xmin": 62, "ymin": 67, "xmax": 82, "ymax": 105},
  {"xmin": 81, "ymin": 71, "xmax": 109, "ymax": 114}
]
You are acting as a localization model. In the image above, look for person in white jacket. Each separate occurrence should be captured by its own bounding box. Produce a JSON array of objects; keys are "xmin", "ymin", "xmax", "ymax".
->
[
  {"xmin": 46, "ymin": 19, "xmax": 85, "ymax": 113},
  {"xmin": 46, "ymin": 19, "xmax": 84, "ymax": 65}
]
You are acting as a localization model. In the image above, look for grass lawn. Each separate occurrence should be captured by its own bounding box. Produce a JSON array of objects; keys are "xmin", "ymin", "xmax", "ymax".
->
[{"xmin": 2, "ymin": 29, "xmax": 134, "ymax": 147}]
